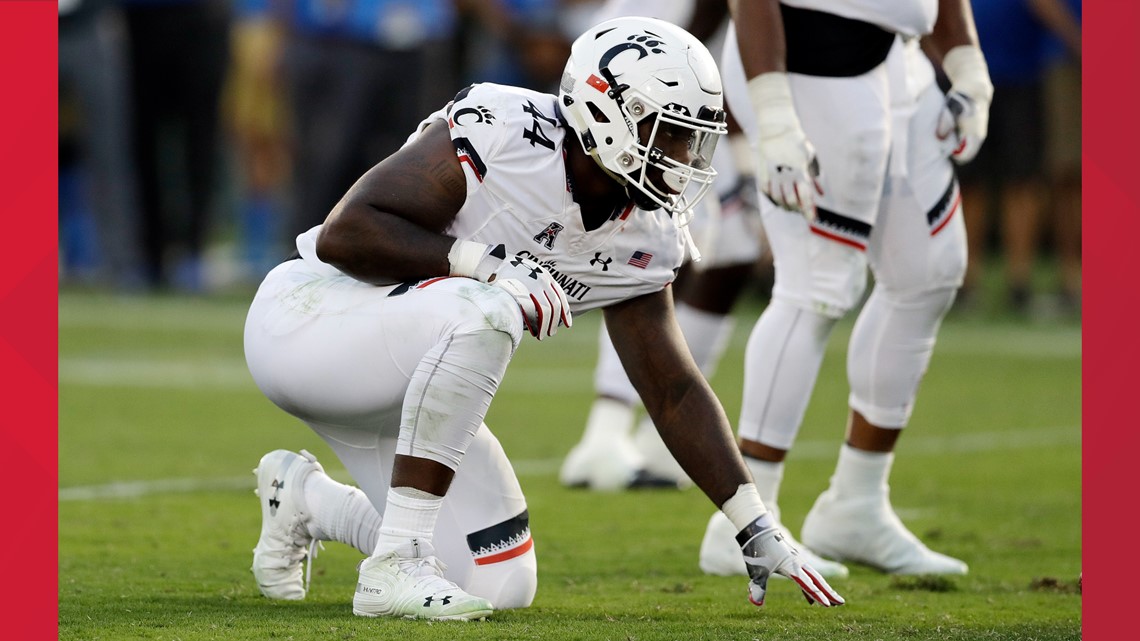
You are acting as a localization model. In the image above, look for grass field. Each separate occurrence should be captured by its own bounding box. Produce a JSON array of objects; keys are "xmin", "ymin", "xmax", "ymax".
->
[{"xmin": 58, "ymin": 288, "xmax": 1082, "ymax": 640}]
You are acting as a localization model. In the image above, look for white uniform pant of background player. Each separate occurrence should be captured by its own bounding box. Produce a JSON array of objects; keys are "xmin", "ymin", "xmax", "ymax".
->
[
  {"xmin": 722, "ymin": 32, "xmax": 966, "ymax": 446},
  {"xmin": 244, "ymin": 259, "xmax": 537, "ymax": 607}
]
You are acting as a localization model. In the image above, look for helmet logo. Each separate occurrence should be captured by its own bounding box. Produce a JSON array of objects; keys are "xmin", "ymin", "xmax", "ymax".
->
[{"xmin": 598, "ymin": 32, "xmax": 667, "ymax": 73}]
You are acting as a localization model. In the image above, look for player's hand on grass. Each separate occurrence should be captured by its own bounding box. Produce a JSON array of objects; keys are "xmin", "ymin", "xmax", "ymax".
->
[{"xmin": 738, "ymin": 516, "xmax": 845, "ymax": 607}]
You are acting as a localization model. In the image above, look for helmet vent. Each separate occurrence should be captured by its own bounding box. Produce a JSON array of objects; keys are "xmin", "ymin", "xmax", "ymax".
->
[{"xmin": 586, "ymin": 102, "xmax": 610, "ymax": 124}]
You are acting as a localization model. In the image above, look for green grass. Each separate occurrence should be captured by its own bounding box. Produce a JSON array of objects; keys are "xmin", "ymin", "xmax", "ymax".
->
[{"xmin": 59, "ymin": 289, "xmax": 1081, "ymax": 640}]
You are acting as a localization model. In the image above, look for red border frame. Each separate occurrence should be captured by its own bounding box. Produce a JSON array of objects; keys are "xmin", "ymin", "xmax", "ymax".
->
[
  {"xmin": 1083, "ymin": 2, "xmax": 1129, "ymax": 639},
  {"xmin": 1, "ymin": 2, "xmax": 58, "ymax": 638},
  {"xmin": 2, "ymin": 0, "xmax": 1120, "ymax": 637}
]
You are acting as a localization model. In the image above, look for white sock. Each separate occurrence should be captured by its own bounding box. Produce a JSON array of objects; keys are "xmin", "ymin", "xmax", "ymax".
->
[
  {"xmin": 675, "ymin": 303, "xmax": 736, "ymax": 378},
  {"xmin": 581, "ymin": 396, "xmax": 636, "ymax": 444},
  {"xmin": 830, "ymin": 444, "xmax": 893, "ymax": 496},
  {"xmin": 743, "ymin": 458, "xmax": 784, "ymax": 522},
  {"xmin": 302, "ymin": 472, "xmax": 383, "ymax": 555},
  {"xmin": 373, "ymin": 487, "xmax": 444, "ymax": 557},
  {"xmin": 593, "ymin": 322, "xmax": 641, "ymax": 405}
]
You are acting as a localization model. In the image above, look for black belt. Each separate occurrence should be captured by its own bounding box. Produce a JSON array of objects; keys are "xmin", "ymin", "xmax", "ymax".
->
[{"xmin": 782, "ymin": 5, "xmax": 895, "ymax": 77}]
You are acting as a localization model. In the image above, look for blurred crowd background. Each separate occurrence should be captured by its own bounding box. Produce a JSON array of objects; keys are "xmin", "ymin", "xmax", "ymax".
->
[{"xmin": 57, "ymin": 0, "xmax": 1081, "ymax": 320}]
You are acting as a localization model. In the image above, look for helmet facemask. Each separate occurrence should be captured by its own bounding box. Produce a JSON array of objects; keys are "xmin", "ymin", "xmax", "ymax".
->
[{"xmin": 614, "ymin": 95, "xmax": 725, "ymax": 228}]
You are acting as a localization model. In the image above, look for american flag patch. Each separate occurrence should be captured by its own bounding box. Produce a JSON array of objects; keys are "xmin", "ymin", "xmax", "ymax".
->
[{"xmin": 627, "ymin": 251, "xmax": 653, "ymax": 269}]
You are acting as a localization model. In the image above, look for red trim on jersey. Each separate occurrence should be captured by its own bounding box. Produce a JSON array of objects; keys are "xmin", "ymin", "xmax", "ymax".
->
[
  {"xmin": 458, "ymin": 154, "xmax": 484, "ymax": 182},
  {"xmin": 416, "ymin": 276, "xmax": 454, "ymax": 289},
  {"xmin": 618, "ymin": 202, "xmax": 635, "ymax": 220},
  {"xmin": 930, "ymin": 192, "xmax": 962, "ymax": 237},
  {"xmin": 810, "ymin": 226, "xmax": 867, "ymax": 251},
  {"xmin": 472, "ymin": 536, "xmax": 534, "ymax": 566},
  {"xmin": 586, "ymin": 74, "xmax": 609, "ymax": 93}
]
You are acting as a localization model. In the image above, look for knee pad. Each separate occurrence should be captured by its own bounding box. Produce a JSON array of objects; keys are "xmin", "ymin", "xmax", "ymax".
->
[
  {"xmin": 466, "ymin": 545, "xmax": 538, "ymax": 609},
  {"xmin": 463, "ymin": 510, "xmax": 537, "ymax": 609},
  {"xmin": 872, "ymin": 180, "xmax": 967, "ymax": 295},
  {"xmin": 763, "ymin": 202, "xmax": 870, "ymax": 319},
  {"xmin": 847, "ymin": 285, "xmax": 957, "ymax": 428},
  {"xmin": 397, "ymin": 327, "xmax": 516, "ymax": 470}
]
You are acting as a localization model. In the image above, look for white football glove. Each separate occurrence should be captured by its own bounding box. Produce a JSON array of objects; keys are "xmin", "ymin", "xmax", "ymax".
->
[
  {"xmin": 748, "ymin": 72, "xmax": 822, "ymax": 220},
  {"xmin": 936, "ymin": 45, "xmax": 994, "ymax": 165},
  {"xmin": 737, "ymin": 516, "xmax": 845, "ymax": 607},
  {"xmin": 448, "ymin": 240, "xmax": 572, "ymax": 340}
]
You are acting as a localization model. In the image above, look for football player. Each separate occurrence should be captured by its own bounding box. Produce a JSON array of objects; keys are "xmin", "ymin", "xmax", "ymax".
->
[
  {"xmin": 698, "ymin": 0, "xmax": 991, "ymax": 577},
  {"xmin": 244, "ymin": 17, "xmax": 844, "ymax": 621}
]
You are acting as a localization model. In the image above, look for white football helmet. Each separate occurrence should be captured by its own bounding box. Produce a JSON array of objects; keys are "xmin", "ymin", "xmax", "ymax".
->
[{"xmin": 559, "ymin": 16, "xmax": 727, "ymax": 224}]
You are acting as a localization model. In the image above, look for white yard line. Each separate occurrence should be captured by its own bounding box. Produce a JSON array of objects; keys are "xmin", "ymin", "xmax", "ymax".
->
[{"xmin": 59, "ymin": 426, "xmax": 1078, "ymax": 502}]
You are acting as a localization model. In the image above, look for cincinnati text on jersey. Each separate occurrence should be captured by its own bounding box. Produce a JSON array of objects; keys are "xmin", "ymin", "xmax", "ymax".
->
[{"xmin": 516, "ymin": 250, "xmax": 592, "ymax": 301}]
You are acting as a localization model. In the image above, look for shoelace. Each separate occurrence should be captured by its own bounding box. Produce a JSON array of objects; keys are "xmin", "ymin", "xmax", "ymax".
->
[
  {"xmin": 395, "ymin": 555, "xmax": 462, "ymax": 593},
  {"xmin": 303, "ymin": 540, "xmax": 324, "ymax": 594}
]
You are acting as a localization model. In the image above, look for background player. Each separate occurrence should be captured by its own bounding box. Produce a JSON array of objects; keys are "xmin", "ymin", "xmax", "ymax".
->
[{"xmin": 698, "ymin": 0, "xmax": 991, "ymax": 577}]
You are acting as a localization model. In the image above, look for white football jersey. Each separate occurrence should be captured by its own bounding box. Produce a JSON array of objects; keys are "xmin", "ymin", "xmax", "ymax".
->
[
  {"xmin": 296, "ymin": 83, "xmax": 685, "ymax": 315},
  {"xmin": 782, "ymin": 0, "xmax": 937, "ymax": 37}
]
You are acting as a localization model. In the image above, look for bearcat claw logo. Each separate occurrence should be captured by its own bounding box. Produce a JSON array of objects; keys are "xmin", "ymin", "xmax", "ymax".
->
[
  {"xmin": 598, "ymin": 29, "xmax": 668, "ymax": 70},
  {"xmin": 451, "ymin": 105, "xmax": 495, "ymax": 126}
]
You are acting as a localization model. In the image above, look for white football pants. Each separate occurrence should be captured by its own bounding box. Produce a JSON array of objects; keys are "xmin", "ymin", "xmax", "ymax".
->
[
  {"xmin": 722, "ymin": 34, "xmax": 967, "ymax": 448},
  {"xmin": 244, "ymin": 260, "xmax": 536, "ymax": 607}
]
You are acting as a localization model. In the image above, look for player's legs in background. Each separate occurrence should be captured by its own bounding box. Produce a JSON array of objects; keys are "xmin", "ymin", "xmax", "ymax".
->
[
  {"xmin": 702, "ymin": 36, "xmax": 889, "ymax": 578},
  {"xmin": 801, "ymin": 58, "xmax": 968, "ymax": 574}
]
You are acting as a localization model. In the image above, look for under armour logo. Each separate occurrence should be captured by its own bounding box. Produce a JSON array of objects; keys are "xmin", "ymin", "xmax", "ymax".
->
[
  {"xmin": 268, "ymin": 479, "xmax": 283, "ymax": 516},
  {"xmin": 510, "ymin": 257, "xmax": 540, "ymax": 279},
  {"xmin": 590, "ymin": 252, "xmax": 612, "ymax": 271},
  {"xmin": 424, "ymin": 595, "xmax": 453, "ymax": 607},
  {"xmin": 533, "ymin": 222, "xmax": 565, "ymax": 249}
]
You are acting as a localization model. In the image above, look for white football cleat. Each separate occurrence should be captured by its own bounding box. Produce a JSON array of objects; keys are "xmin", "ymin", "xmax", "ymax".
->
[
  {"xmin": 559, "ymin": 398, "xmax": 644, "ymax": 491},
  {"xmin": 251, "ymin": 449, "xmax": 324, "ymax": 600},
  {"xmin": 699, "ymin": 510, "xmax": 849, "ymax": 579},
  {"xmin": 353, "ymin": 541, "xmax": 494, "ymax": 621},
  {"xmin": 801, "ymin": 490, "xmax": 968, "ymax": 575},
  {"xmin": 559, "ymin": 434, "xmax": 644, "ymax": 490}
]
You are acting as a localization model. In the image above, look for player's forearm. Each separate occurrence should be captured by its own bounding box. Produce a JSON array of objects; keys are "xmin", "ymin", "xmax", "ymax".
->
[
  {"xmin": 1027, "ymin": 0, "xmax": 1081, "ymax": 57},
  {"xmin": 728, "ymin": 0, "xmax": 786, "ymax": 77},
  {"xmin": 687, "ymin": 0, "xmax": 730, "ymax": 43},
  {"xmin": 928, "ymin": 0, "xmax": 981, "ymax": 54},
  {"xmin": 316, "ymin": 205, "xmax": 454, "ymax": 286},
  {"xmin": 647, "ymin": 381, "xmax": 755, "ymax": 506},
  {"xmin": 606, "ymin": 292, "xmax": 755, "ymax": 505}
]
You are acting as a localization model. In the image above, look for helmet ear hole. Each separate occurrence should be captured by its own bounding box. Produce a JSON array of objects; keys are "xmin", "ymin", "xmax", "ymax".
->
[{"xmin": 586, "ymin": 102, "xmax": 610, "ymax": 124}]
